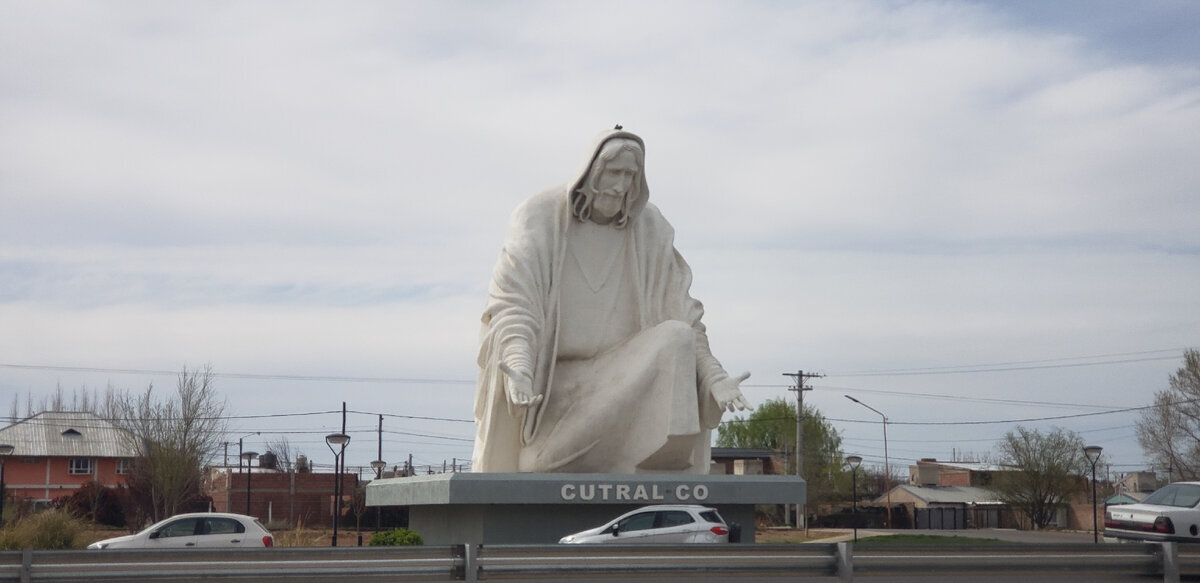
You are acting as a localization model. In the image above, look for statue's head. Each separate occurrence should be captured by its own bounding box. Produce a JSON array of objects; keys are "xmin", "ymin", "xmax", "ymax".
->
[{"xmin": 572, "ymin": 138, "xmax": 644, "ymax": 228}]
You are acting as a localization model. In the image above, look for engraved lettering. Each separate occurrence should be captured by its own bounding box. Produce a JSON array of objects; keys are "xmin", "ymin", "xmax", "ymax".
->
[
  {"xmin": 633, "ymin": 484, "xmax": 649, "ymax": 500},
  {"xmin": 616, "ymin": 484, "xmax": 631, "ymax": 500},
  {"xmin": 561, "ymin": 484, "xmax": 576, "ymax": 500},
  {"xmin": 579, "ymin": 484, "xmax": 596, "ymax": 501}
]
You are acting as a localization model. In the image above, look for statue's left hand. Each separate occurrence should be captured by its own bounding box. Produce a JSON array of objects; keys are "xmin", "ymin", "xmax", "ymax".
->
[{"xmin": 712, "ymin": 372, "xmax": 752, "ymax": 412}]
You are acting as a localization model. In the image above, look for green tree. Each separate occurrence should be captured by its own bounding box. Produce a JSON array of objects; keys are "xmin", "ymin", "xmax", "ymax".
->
[
  {"xmin": 717, "ymin": 398, "xmax": 844, "ymax": 504},
  {"xmin": 1136, "ymin": 349, "xmax": 1200, "ymax": 481},
  {"xmin": 990, "ymin": 426, "xmax": 1088, "ymax": 529}
]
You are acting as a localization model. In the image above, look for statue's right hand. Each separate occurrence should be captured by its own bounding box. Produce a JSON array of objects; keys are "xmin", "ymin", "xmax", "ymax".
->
[{"xmin": 499, "ymin": 363, "xmax": 543, "ymax": 408}]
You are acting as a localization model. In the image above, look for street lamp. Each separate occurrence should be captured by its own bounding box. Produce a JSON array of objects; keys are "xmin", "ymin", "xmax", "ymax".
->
[
  {"xmin": 1084, "ymin": 445, "xmax": 1103, "ymax": 544},
  {"xmin": 241, "ymin": 451, "xmax": 258, "ymax": 516},
  {"xmin": 325, "ymin": 433, "xmax": 350, "ymax": 547},
  {"xmin": 0, "ymin": 444, "xmax": 14, "ymax": 527},
  {"xmin": 846, "ymin": 395, "xmax": 892, "ymax": 528},
  {"xmin": 846, "ymin": 455, "xmax": 862, "ymax": 542}
]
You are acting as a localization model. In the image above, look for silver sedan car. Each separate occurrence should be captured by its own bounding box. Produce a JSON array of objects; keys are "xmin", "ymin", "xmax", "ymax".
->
[
  {"xmin": 88, "ymin": 512, "xmax": 275, "ymax": 549},
  {"xmin": 1105, "ymin": 481, "xmax": 1200, "ymax": 543},
  {"xmin": 559, "ymin": 504, "xmax": 730, "ymax": 544}
]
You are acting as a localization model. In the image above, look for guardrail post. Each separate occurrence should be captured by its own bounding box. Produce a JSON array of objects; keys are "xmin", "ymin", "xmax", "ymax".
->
[
  {"xmin": 1160, "ymin": 541, "xmax": 1179, "ymax": 583},
  {"xmin": 836, "ymin": 542, "xmax": 854, "ymax": 582},
  {"xmin": 462, "ymin": 543, "xmax": 477, "ymax": 583},
  {"xmin": 20, "ymin": 548, "xmax": 31, "ymax": 583}
]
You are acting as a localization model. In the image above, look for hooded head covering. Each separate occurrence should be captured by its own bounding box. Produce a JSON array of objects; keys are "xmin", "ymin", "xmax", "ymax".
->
[{"xmin": 567, "ymin": 129, "xmax": 650, "ymax": 228}]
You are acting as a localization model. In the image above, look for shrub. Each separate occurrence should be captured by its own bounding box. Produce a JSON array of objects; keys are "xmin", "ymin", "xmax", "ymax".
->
[
  {"xmin": 369, "ymin": 528, "xmax": 423, "ymax": 546},
  {"xmin": 0, "ymin": 508, "xmax": 87, "ymax": 550},
  {"xmin": 53, "ymin": 481, "xmax": 127, "ymax": 528}
]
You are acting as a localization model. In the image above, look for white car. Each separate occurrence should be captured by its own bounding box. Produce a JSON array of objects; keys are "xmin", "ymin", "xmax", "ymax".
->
[
  {"xmin": 1105, "ymin": 481, "xmax": 1200, "ymax": 543},
  {"xmin": 88, "ymin": 512, "xmax": 275, "ymax": 549},
  {"xmin": 559, "ymin": 504, "xmax": 730, "ymax": 544}
]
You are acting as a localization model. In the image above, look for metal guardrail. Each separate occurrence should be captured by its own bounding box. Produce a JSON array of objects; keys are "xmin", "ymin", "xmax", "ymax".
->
[
  {"xmin": 0, "ymin": 542, "xmax": 1195, "ymax": 582},
  {"xmin": 0, "ymin": 547, "xmax": 462, "ymax": 583}
]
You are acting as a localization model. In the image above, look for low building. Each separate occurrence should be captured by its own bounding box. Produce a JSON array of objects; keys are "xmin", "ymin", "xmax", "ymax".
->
[
  {"xmin": 910, "ymin": 459, "xmax": 1011, "ymax": 488},
  {"xmin": 880, "ymin": 484, "xmax": 1014, "ymax": 529},
  {"xmin": 204, "ymin": 467, "xmax": 358, "ymax": 527},
  {"xmin": 709, "ymin": 447, "xmax": 784, "ymax": 475},
  {"xmin": 0, "ymin": 411, "xmax": 138, "ymax": 503}
]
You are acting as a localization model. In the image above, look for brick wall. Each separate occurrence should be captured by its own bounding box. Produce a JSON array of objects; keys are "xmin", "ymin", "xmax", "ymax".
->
[{"xmin": 206, "ymin": 471, "xmax": 358, "ymax": 527}]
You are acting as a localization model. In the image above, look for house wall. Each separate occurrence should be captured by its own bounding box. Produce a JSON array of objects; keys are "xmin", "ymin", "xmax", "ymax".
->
[
  {"xmin": 3, "ymin": 456, "xmax": 129, "ymax": 501},
  {"xmin": 937, "ymin": 469, "xmax": 972, "ymax": 487}
]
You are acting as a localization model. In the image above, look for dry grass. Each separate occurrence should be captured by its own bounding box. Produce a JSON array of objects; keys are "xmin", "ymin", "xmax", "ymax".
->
[{"xmin": 754, "ymin": 528, "xmax": 845, "ymax": 544}]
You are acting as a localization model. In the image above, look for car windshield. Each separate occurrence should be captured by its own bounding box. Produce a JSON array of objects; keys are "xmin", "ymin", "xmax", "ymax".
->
[{"xmin": 1142, "ymin": 483, "xmax": 1200, "ymax": 508}]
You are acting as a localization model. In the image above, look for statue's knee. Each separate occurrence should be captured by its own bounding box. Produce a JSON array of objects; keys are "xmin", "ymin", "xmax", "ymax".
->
[{"xmin": 653, "ymin": 320, "xmax": 695, "ymax": 352}]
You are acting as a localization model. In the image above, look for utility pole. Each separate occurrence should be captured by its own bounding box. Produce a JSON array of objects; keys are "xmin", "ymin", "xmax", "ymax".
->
[{"xmin": 783, "ymin": 370, "xmax": 822, "ymax": 530}]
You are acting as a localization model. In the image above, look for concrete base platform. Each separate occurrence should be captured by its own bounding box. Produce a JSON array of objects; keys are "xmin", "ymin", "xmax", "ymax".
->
[{"xmin": 366, "ymin": 472, "xmax": 805, "ymax": 545}]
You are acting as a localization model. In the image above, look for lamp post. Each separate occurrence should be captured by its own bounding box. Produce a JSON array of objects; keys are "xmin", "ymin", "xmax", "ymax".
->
[
  {"xmin": 241, "ymin": 451, "xmax": 258, "ymax": 516},
  {"xmin": 325, "ymin": 433, "xmax": 350, "ymax": 547},
  {"xmin": 846, "ymin": 395, "xmax": 891, "ymax": 528},
  {"xmin": 0, "ymin": 444, "xmax": 14, "ymax": 527},
  {"xmin": 846, "ymin": 455, "xmax": 862, "ymax": 542},
  {"xmin": 1084, "ymin": 445, "xmax": 1103, "ymax": 544}
]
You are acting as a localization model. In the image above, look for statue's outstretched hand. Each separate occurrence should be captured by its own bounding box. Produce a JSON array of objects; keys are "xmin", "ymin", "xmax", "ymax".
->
[
  {"xmin": 499, "ymin": 362, "xmax": 543, "ymax": 409},
  {"xmin": 712, "ymin": 372, "xmax": 752, "ymax": 412}
]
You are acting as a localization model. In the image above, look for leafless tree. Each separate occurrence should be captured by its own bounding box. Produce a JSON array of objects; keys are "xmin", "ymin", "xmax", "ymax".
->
[
  {"xmin": 264, "ymin": 436, "xmax": 298, "ymax": 472},
  {"xmin": 1137, "ymin": 349, "xmax": 1200, "ymax": 481},
  {"xmin": 105, "ymin": 364, "xmax": 228, "ymax": 523},
  {"xmin": 990, "ymin": 426, "xmax": 1088, "ymax": 530}
]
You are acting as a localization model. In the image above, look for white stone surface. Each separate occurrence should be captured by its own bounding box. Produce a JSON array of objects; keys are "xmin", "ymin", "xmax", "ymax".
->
[{"xmin": 472, "ymin": 129, "xmax": 749, "ymax": 474}]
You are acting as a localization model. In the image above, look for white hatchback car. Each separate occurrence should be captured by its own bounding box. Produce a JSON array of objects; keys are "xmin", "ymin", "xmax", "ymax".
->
[
  {"xmin": 559, "ymin": 504, "xmax": 730, "ymax": 544},
  {"xmin": 1105, "ymin": 481, "xmax": 1200, "ymax": 543},
  {"xmin": 88, "ymin": 512, "xmax": 275, "ymax": 549}
]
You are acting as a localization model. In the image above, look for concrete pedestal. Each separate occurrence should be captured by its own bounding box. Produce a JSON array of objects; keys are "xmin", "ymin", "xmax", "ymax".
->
[{"xmin": 366, "ymin": 472, "xmax": 805, "ymax": 545}]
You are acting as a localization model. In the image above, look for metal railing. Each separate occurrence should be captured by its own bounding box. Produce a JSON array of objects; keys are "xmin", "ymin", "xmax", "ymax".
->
[{"xmin": 1, "ymin": 542, "xmax": 1195, "ymax": 582}]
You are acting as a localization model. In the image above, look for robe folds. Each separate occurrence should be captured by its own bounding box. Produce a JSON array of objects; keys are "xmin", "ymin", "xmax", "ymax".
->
[{"xmin": 472, "ymin": 130, "xmax": 732, "ymax": 474}]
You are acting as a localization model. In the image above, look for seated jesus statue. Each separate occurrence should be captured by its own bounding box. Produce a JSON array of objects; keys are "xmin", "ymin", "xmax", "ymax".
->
[{"xmin": 472, "ymin": 128, "xmax": 750, "ymax": 474}]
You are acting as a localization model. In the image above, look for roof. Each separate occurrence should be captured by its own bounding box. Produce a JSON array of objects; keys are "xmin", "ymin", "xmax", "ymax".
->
[
  {"xmin": 0, "ymin": 411, "xmax": 139, "ymax": 458},
  {"xmin": 1106, "ymin": 492, "xmax": 1149, "ymax": 505},
  {"xmin": 710, "ymin": 447, "xmax": 778, "ymax": 460},
  {"xmin": 879, "ymin": 484, "xmax": 1003, "ymax": 505},
  {"xmin": 917, "ymin": 460, "xmax": 1012, "ymax": 473}
]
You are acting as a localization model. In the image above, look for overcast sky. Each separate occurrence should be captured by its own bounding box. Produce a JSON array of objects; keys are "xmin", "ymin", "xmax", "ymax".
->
[{"xmin": 2, "ymin": 1, "xmax": 1198, "ymax": 479}]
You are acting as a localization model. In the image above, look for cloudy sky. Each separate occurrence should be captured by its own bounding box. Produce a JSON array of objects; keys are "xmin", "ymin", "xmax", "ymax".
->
[{"xmin": 2, "ymin": 1, "xmax": 1198, "ymax": 479}]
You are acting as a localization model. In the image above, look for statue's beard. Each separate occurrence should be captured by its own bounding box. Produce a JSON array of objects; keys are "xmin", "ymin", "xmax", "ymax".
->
[{"xmin": 591, "ymin": 189, "xmax": 624, "ymax": 221}]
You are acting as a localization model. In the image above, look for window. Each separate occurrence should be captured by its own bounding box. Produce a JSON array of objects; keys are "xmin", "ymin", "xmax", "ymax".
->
[
  {"xmin": 116, "ymin": 458, "xmax": 133, "ymax": 475},
  {"xmin": 617, "ymin": 512, "xmax": 657, "ymax": 533},
  {"xmin": 660, "ymin": 511, "xmax": 695, "ymax": 527},
  {"xmin": 61, "ymin": 428, "xmax": 82, "ymax": 438},
  {"xmin": 202, "ymin": 518, "xmax": 245, "ymax": 535},
  {"xmin": 699, "ymin": 510, "xmax": 723, "ymax": 524},
  {"xmin": 68, "ymin": 458, "xmax": 93, "ymax": 475},
  {"xmin": 158, "ymin": 518, "xmax": 200, "ymax": 538}
]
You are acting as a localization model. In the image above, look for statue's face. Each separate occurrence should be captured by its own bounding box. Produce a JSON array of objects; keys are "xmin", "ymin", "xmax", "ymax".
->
[{"xmin": 591, "ymin": 149, "xmax": 639, "ymax": 223}]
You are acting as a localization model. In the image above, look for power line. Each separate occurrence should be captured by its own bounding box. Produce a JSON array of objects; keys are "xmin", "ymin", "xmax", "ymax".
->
[
  {"xmin": 0, "ymin": 363, "xmax": 473, "ymax": 385},
  {"xmin": 827, "ymin": 348, "xmax": 1186, "ymax": 377}
]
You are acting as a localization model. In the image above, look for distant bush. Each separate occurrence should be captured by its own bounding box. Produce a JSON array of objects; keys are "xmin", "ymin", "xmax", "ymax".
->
[
  {"xmin": 53, "ymin": 481, "xmax": 127, "ymax": 528},
  {"xmin": 369, "ymin": 528, "xmax": 423, "ymax": 546},
  {"xmin": 0, "ymin": 508, "xmax": 87, "ymax": 550}
]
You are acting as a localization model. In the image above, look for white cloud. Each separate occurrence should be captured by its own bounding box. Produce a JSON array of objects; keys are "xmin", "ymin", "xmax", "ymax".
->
[{"xmin": 2, "ymin": 0, "xmax": 1197, "ymax": 470}]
